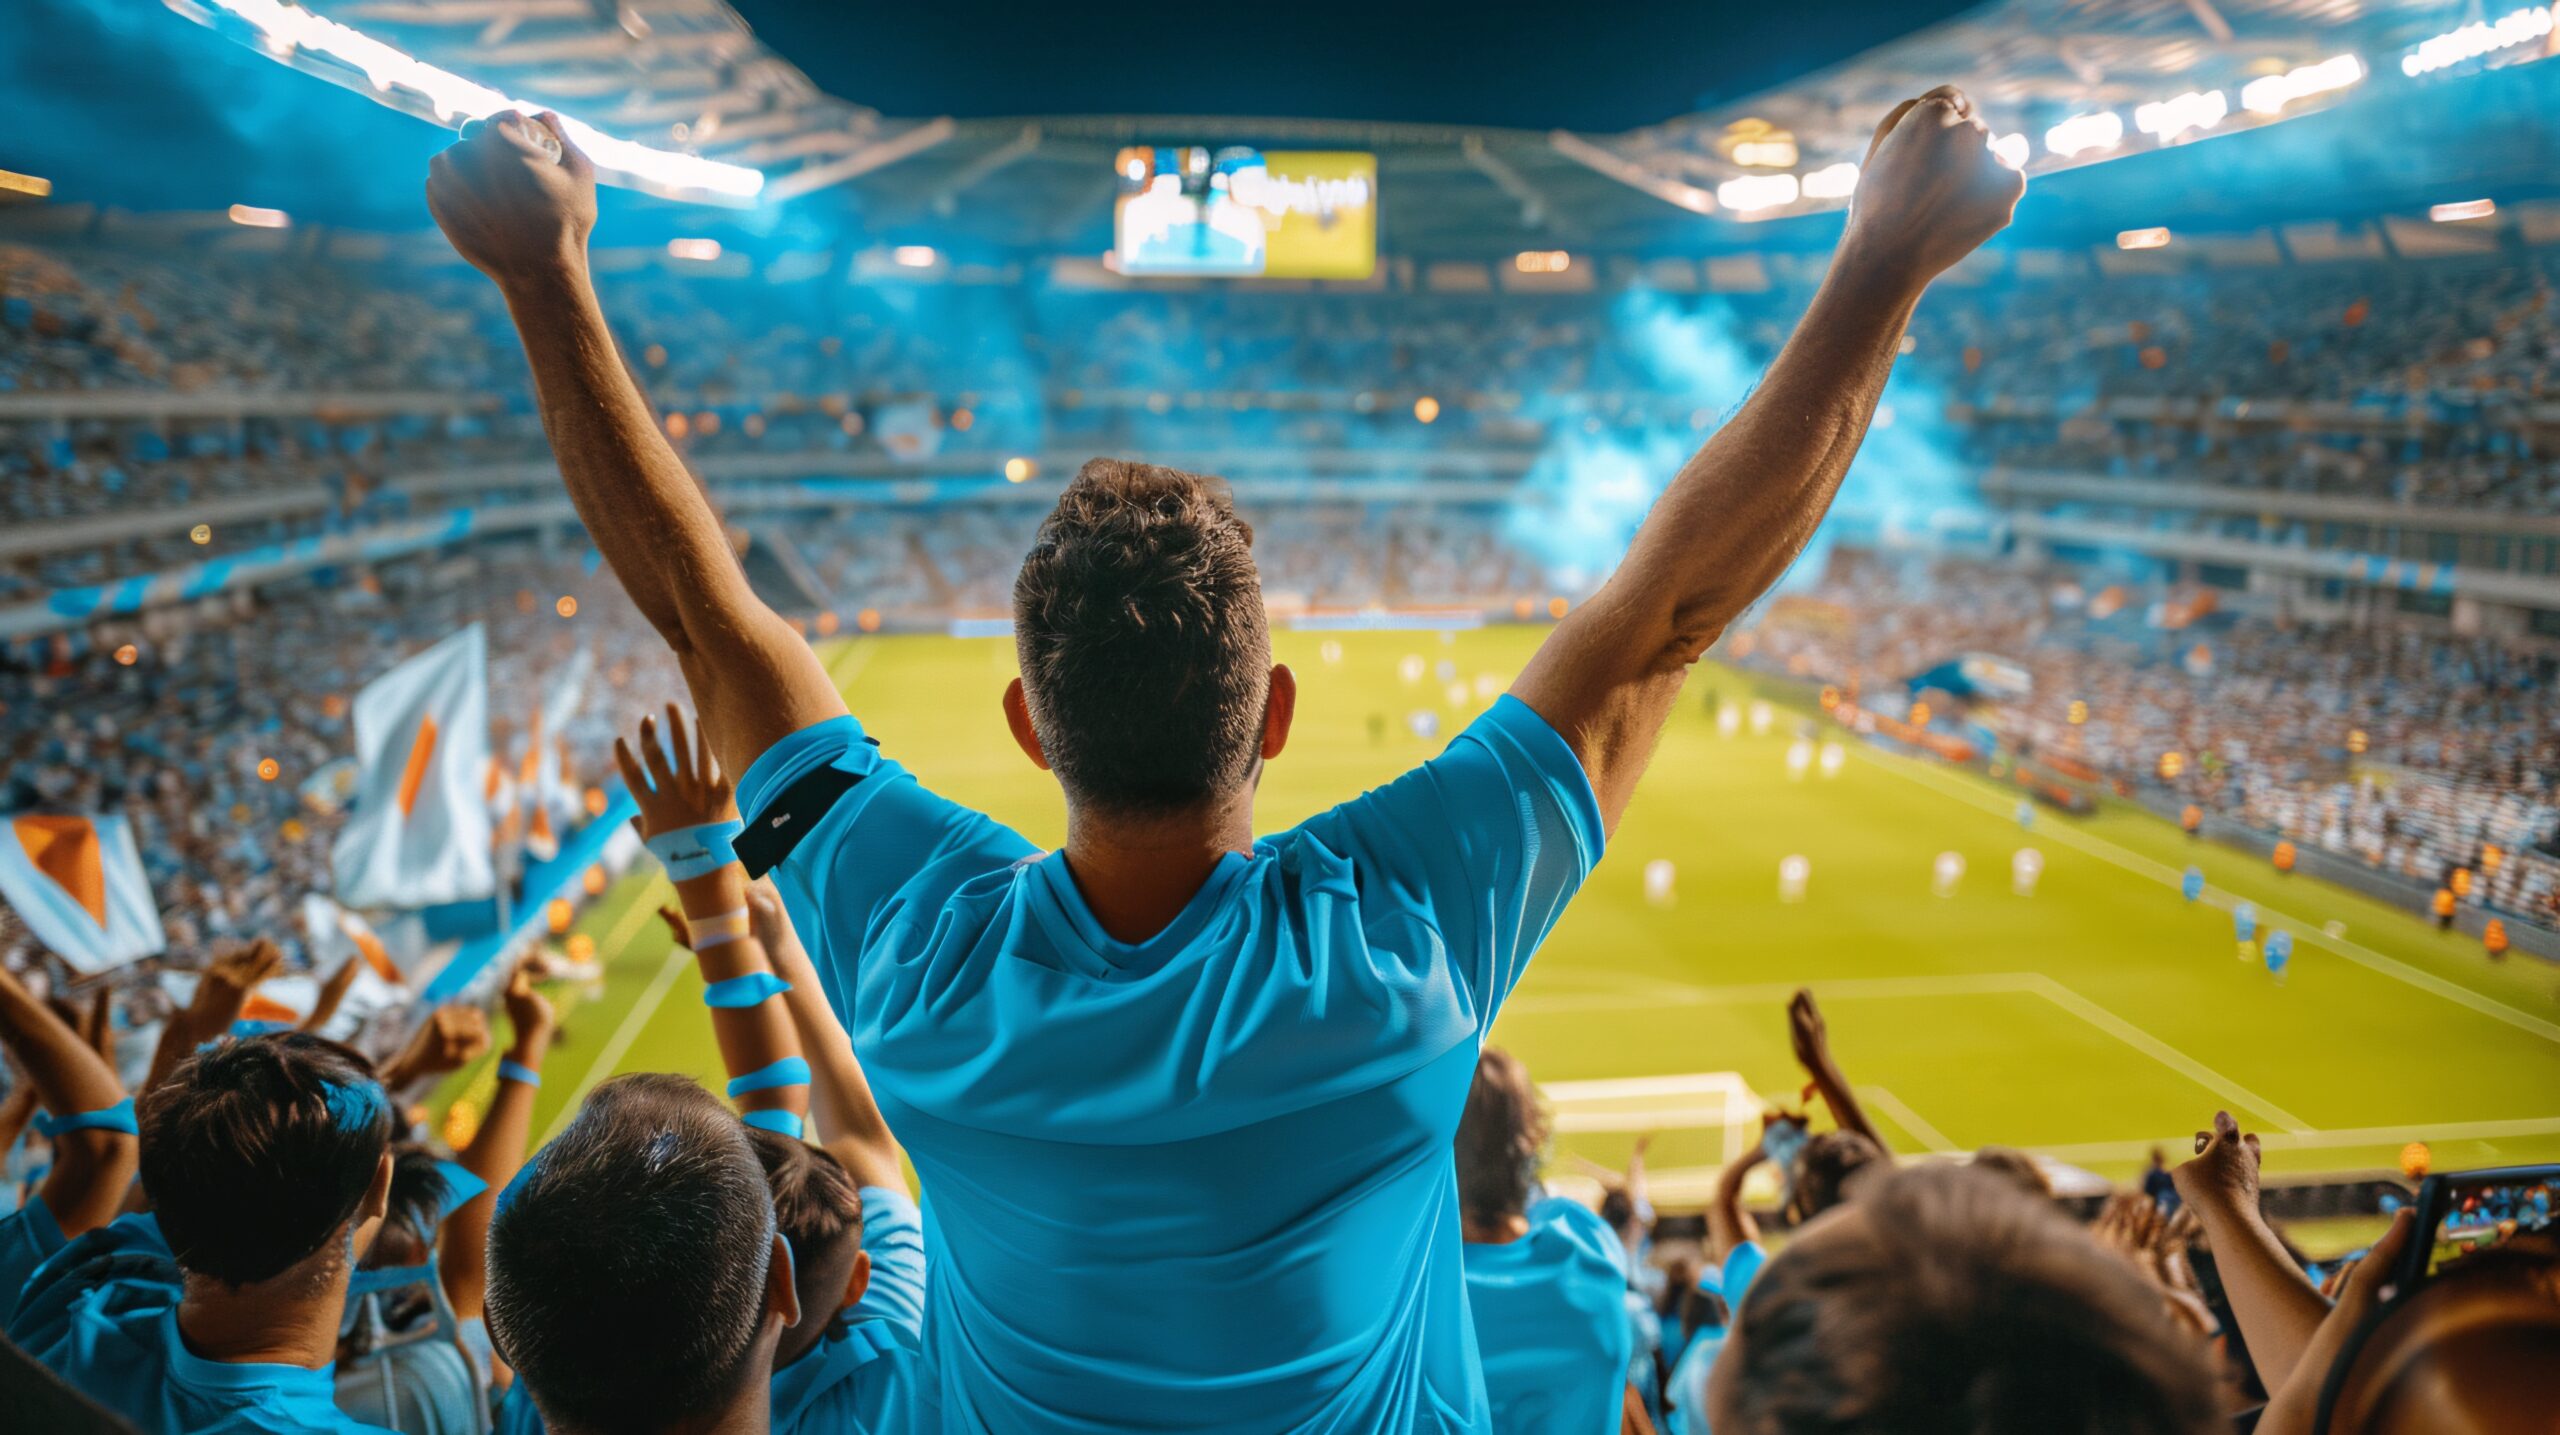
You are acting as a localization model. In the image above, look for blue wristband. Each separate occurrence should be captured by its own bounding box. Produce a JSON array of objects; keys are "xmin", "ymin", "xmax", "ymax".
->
[
  {"xmin": 726, "ymin": 1056, "xmax": 811, "ymax": 1099},
  {"xmin": 498, "ymin": 1060, "xmax": 542, "ymax": 1088},
  {"xmin": 646, "ymin": 820, "xmax": 746, "ymax": 882},
  {"xmin": 740, "ymin": 1108, "xmax": 806, "ymax": 1139},
  {"xmin": 33, "ymin": 1097, "xmax": 139, "ymax": 1139},
  {"xmin": 702, "ymin": 972, "xmax": 791, "ymax": 1009}
]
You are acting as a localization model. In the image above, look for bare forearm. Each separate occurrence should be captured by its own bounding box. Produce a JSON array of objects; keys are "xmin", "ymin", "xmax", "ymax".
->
[
  {"xmin": 1807, "ymin": 1058, "xmax": 1887, "ymax": 1154},
  {"xmin": 494, "ymin": 267, "xmax": 839, "ymax": 773},
  {"xmin": 1707, "ymin": 1151, "xmax": 1764, "ymax": 1259},
  {"xmin": 676, "ymin": 870, "xmax": 809, "ymax": 1127},
  {"xmin": 443, "ymin": 1037, "xmax": 545, "ymax": 1319},
  {"xmin": 0, "ymin": 973, "xmax": 124, "ymax": 1117},
  {"xmin": 1513, "ymin": 264, "xmax": 1921, "ymax": 824},
  {"xmin": 769, "ymin": 933, "xmax": 903, "ymax": 1191},
  {"xmin": 2189, "ymin": 1197, "xmax": 2331, "ymax": 1387}
]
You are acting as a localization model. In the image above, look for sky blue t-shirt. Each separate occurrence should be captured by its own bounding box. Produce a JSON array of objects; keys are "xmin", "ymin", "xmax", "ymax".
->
[
  {"xmin": 1665, "ymin": 1326, "xmax": 1725, "ymax": 1435},
  {"xmin": 0, "ymin": 1192, "xmax": 66, "ymax": 1326},
  {"xmin": 13, "ymin": 1283, "xmax": 396, "ymax": 1435},
  {"xmin": 740, "ymin": 695, "xmax": 1604, "ymax": 1435},
  {"xmin": 1461, "ymin": 1196, "xmax": 1636, "ymax": 1435}
]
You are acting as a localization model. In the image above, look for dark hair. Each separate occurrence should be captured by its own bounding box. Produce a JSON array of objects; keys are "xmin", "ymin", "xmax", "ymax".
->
[
  {"xmin": 138, "ymin": 1031, "xmax": 391, "ymax": 1287},
  {"xmin": 486, "ymin": 1074, "xmax": 776, "ymax": 1433},
  {"xmin": 1719, "ymin": 1165, "xmax": 2222, "ymax": 1435},
  {"xmin": 746, "ymin": 1127, "xmax": 863, "ymax": 1342},
  {"xmin": 1600, "ymin": 1186, "xmax": 1641, "ymax": 1233},
  {"xmin": 1454, "ymin": 1048, "xmax": 1547, "ymax": 1230},
  {"xmin": 1681, "ymin": 1282, "xmax": 1732, "ymax": 1336},
  {"xmin": 1012, "ymin": 459, "xmax": 1271, "ymax": 814},
  {"xmin": 1789, "ymin": 1129, "xmax": 1885, "ymax": 1222}
]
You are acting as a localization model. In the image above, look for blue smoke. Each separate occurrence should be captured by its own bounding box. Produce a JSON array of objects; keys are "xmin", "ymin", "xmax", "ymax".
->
[{"xmin": 1503, "ymin": 285, "xmax": 1981, "ymax": 594}]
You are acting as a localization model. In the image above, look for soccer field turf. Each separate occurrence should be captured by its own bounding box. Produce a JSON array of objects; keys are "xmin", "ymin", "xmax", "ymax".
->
[{"xmin": 436, "ymin": 625, "xmax": 2560, "ymax": 1204}]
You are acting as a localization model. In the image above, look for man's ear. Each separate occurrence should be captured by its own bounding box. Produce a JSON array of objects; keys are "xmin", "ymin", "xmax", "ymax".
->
[
  {"xmin": 764, "ymin": 1232, "xmax": 801, "ymax": 1331},
  {"xmin": 837, "ymin": 1248, "xmax": 872, "ymax": 1315},
  {"xmin": 349, "ymin": 1149, "xmax": 397, "ymax": 1260},
  {"xmin": 1003, "ymin": 678, "xmax": 1051, "ymax": 771},
  {"xmin": 1261, "ymin": 664, "xmax": 1297, "ymax": 762}
]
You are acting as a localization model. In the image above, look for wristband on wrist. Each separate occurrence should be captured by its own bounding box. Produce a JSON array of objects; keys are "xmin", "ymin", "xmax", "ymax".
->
[
  {"xmin": 740, "ymin": 1108, "xmax": 805, "ymax": 1139},
  {"xmin": 685, "ymin": 907, "xmax": 752, "ymax": 950},
  {"xmin": 33, "ymin": 1097, "xmax": 139, "ymax": 1138},
  {"xmin": 646, "ymin": 820, "xmax": 746, "ymax": 881},
  {"xmin": 497, "ymin": 1060, "xmax": 542, "ymax": 1088},
  {"xmin": 726, "ymin": 1056, "xmax": 811, "ymax": 1098},
  {"xmin": 703, "ymin": 972, "xmax": 791, "ymax": 1008}
]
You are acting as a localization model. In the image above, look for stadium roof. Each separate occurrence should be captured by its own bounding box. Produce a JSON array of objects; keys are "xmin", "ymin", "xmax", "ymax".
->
[{"xmin": 20, "ymin": 0, "xmax": 2559, "ymax": 252}]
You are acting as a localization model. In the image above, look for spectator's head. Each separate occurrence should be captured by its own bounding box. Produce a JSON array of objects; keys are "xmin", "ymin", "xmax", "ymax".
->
[
  {"xmin": 1600, "ymin": 1185, "xmax": 1643, "ymax": 1240},
  {"xmin": 1682, "ymin": 1283, "xmax": 1732, "ymax": 1338},
  {"xmin": 2312, "ymin": 1233, "xmax": 2560, "ymax": 1435},
  {"xmin": 1454, "ymin": 1047, "xmax": 1547, "ymax": 1235},
  {"xmin": 746, "ymin": 1126, "xmax": 869, "ymax": 1367},
  {"xmin": 486, "ymin": 1074, "xmax": 797, "ymax": 1435},
  {"xmin": 1008, "ymin": 459, "xmax": 1291, "ymax": 817},
  {"xmin": 138, "ymin": 1031, "xmax": 394, "ymax": 1291},
  {"xmin": 1711, "ymin": 1165, "xmax": 2220, "ymax": 1435},
  {"xmin": 1971, "ymin": 1145, "xmax": 2054, "ymax": 1198},
  {"xmin": 1788, "ymin": 1129, "xmax": 1885, "ymax": 1221}
]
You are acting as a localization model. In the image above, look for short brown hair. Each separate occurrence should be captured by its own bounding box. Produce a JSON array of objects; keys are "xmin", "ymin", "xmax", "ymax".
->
[
  {"xmin": 1013, "ymin": 459, "xmax": 1270, "ymax": 814},
  {"xmin": 746, "ymin": 1127, "xmax": 864, "ymax": 1335},
  {"xmin": 1718, "ymin": 1165, "xmax": 2221, "ymax": 1435},
  {"xmin": 1454, "ymin": 1048, "xmax": 1548, "ymax": 1229}
]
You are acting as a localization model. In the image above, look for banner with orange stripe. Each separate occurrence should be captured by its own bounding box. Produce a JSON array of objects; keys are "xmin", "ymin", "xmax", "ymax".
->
[
  {"xmin": 332, "ymin": 624, "xmax": 496, "ymax": 909},
  {"xmin": 0, "ymin": 811, "xmax": 165, "ymax": 974}
]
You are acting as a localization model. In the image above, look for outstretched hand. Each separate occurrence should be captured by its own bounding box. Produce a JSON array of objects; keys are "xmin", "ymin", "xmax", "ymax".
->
[
  {"xmin": 616, "ymin": 705, "xmax": 739, "ymax": 840},
  {"xmin": 2172, "ymin": 1109, "xmax": 2263, "ymax": 1217},
  {"xmin": 1839, "ymin": 85, "xmax": 2025, "ymax": 294},
  {"xmin": 426, "ymin": 111, "xmax": 596, "ymax": 287}
]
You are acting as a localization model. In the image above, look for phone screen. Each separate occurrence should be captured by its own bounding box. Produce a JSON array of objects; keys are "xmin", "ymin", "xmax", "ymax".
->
[{"xmin": 2413, "ymin": 1167, "xmax": 2558, "ymax": 1280}]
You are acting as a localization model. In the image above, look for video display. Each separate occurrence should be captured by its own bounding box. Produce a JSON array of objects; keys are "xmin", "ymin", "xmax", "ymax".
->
[{"xmin": 1112, "ymin": 146, "xmax": 1377, "ymax": 279}]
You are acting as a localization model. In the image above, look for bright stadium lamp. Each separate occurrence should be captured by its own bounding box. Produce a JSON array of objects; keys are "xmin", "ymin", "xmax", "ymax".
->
[
  {"xmin": 2134, "ymin": 90, "xmax": 2228, "ymax": 141},
  {"xmin": 227, "ymin": 204, "xmax": 290, "ymax": 228},
  {"xmin": 2117, "ymin": 227, "xmax": 2172, "ymax": 250},
  {"xmin": 178, "ymin": 0, "xmax": 765, "ymax": 204},
  {"xmin": 2402, "ymin": 7, "xmax": 2553, "ymax": 77},
  {"xmin": 2044, "ymin": 112, "xmax": 2124, "ymax": 159},
  {"xmin": 1716, "ymin": 173, "xmax": 1800, "ymax": 215},
  {"xmin": 2429, "ymin": 199, "xmax": 2497, "ymax": 222},
  {"xmin": 1800, "ymin": 162, "xmax": 1860, "ymax": 200},
  {"xmin": 2240, "ymin": 55, "xmax": 2367, "ymax": 114}
]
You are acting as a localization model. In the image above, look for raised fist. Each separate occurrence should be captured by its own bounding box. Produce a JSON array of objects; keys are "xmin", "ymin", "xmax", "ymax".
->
[
  {"xmin": 426, "ymin": 110, "xmax": 596, "ymax": 286},
  {"xmin": 1839, "ymin": 86, "xmax": 2025, "ymax": 293}
]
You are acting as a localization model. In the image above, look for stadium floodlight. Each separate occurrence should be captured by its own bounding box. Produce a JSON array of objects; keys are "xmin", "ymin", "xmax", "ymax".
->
[
  {"xmin": 666, "ymin": 238, "xmax": 723, "ymax": 261},
  {"xmin": 2401, "ymin": 6, "xmax": 2554, "ymax": 77},
  {"xmin": 2116, "ymin": 227, "xmax": 2172, "ymax": 250},
  {"xmin": 175, "ymin": 0, "xmax": 764, "ymax": 204},
  {"xmin": 2134, "ymin": 90, "xmax": 2228, "ymax": 141},
  {"xmin": 1800, "ymin": 162, "xmax": 1859, "ymax": 200},
  {"xmin": 1514, "ymin": 250, "xmax": 1572, "ymax": 274},
  {"xmin": 1730, "ymin": 139, "xmax": 1799, "ymax": 169},
  {"xmin": 1716, "ymin": 172, "xmax": 1800, "ymax": 215},
  {"xmin": 2044, "ymin": 112, "xmax": 2124, "ymax": 159},
  {"xmin": 1989, "ymin": 133, "xmax": 2030, "ymax": 171},
  {"xmin": 2429, "ymin": 199, "xmax": 2498, "ymax": 222},
  {"xmin": 892, "ymin": 245, "xmax": 940, "ymax": 269},
  {"xmin": 227, "ymin": 204, "xmax": 290, "ymax": 228},
  {"xmin": 2240, "ymin": 54, "xmax": 2367, "ymax": 114},
  {"xmin": 0, "ymin": 169, "xmax": 50, "ymax": 199}
]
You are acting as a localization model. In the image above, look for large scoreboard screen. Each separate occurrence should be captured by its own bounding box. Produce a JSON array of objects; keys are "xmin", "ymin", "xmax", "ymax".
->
[{"xmin": 1112, "ymin": 147, "xmax": 1377, "ymax": 280}]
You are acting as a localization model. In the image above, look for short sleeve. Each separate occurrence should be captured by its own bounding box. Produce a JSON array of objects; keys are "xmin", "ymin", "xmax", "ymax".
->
[
  {"xmin": 736, "ymin": 716, "xmax": 1038, "ymax": 1013},
  {"xmin": 0, "ymin": 1196, "xmax": 65, "ymax": 1327},
  {"xmin": 1289, "ymin": 695, "xmax": 1603, "ymax": 1022},
  {"xmin": 851, "ymin": 1187, "xmax": 926, "ymax": 1339},
  {"xmin": 1721, "ymin": 1241, "xmax": 1767, "ymax": 1310}
]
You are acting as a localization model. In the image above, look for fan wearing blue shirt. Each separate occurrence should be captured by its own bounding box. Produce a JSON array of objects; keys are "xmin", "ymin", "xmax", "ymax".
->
[
  {"xmin": 11, "ymin": 1031, "xmax": 400, "ymax": 1435},
  {"xmin": 482, "ymin": 1073, "xmax": 801, "ymax": 1435},
  {"xmin": 1455, "ymin": 1049, "xmax": 1638, "ymax": 1434},
  {"xmin": 0, "ymin": 964, "xmax": 139, "ymax": 1326},
  {"xmin": 427, "ymin": 89, "xmax": 2023, "ymax": 1433}
]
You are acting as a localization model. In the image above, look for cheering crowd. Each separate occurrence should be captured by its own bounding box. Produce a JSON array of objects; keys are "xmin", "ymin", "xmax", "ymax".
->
[{"xmin": 2, "ymin": 84, "xmax": 2559, "ymax": 1435}]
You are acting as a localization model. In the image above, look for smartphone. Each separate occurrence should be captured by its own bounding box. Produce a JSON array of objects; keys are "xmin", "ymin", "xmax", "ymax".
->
[{"xmin": 2388, "ymin": 1163, "xmax": 2560, "ymax": 1291}]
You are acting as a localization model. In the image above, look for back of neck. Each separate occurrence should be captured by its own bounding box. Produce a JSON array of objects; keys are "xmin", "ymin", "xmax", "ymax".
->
[
  {"xmin": 179, "ymin": 1265, "xmax": 346, "ymax": 1370},
  {"xmin": 1062, "ymin": 795, "xmax": 1254, "ymax": 944}
]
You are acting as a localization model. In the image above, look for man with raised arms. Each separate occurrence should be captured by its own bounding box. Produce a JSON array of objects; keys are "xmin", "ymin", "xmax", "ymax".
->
[{"xmin": 425, "ymin": 90, "xmax": 2021, "ymax": 1433}]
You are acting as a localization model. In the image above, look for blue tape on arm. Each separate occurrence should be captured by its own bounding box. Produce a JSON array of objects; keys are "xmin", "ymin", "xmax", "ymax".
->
[
  {"xmin": 646, "ymin": 820, "xmax": 746, "ymax": 882},
  {"xmin": 702, "ymin": 972, "xmax": 790, "ymax": 1009},
  {"xmin": 32, "ymin": 1097, "xmax": 138, "ymax": 1138},
  {"xmin": 726, "ymin": 1057, "xmax": 811, "ymax": 1099},
  {"xmin": 497, "ymin": 1060, "xmax": 542, "ymax": 1087},
  {"xmin": 432, "ymin": 1159, "xmax": 490, "ymax": 1221},
  {"xmin": 740, "ymin": 1108, "xmax": 806, "ymax": 1139}
]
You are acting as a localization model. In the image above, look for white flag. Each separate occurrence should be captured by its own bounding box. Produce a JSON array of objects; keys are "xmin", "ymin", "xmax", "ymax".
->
[
  {"xmin": 0, "ymin": 812, "xmax": 165, "ymax": 974},
  {"xmin": 333, "ymin": 624, "xmax": 496, "ymax": 908}
]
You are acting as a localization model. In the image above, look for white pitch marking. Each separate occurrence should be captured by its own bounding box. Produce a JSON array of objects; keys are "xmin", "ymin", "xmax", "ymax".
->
[
  {"xmin": 1863, "ymin": 1084, "xmax": 1961, "ymax": 1154},
  {"xmin": 542, "ymin": 941, "xmax": 694, "ymax": 1143}
]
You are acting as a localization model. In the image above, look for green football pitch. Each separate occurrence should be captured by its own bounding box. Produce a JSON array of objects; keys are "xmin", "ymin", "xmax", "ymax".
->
[{"xmin": 435, "ymin": 625, "xmax": 2560, "ymax": 1208}]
